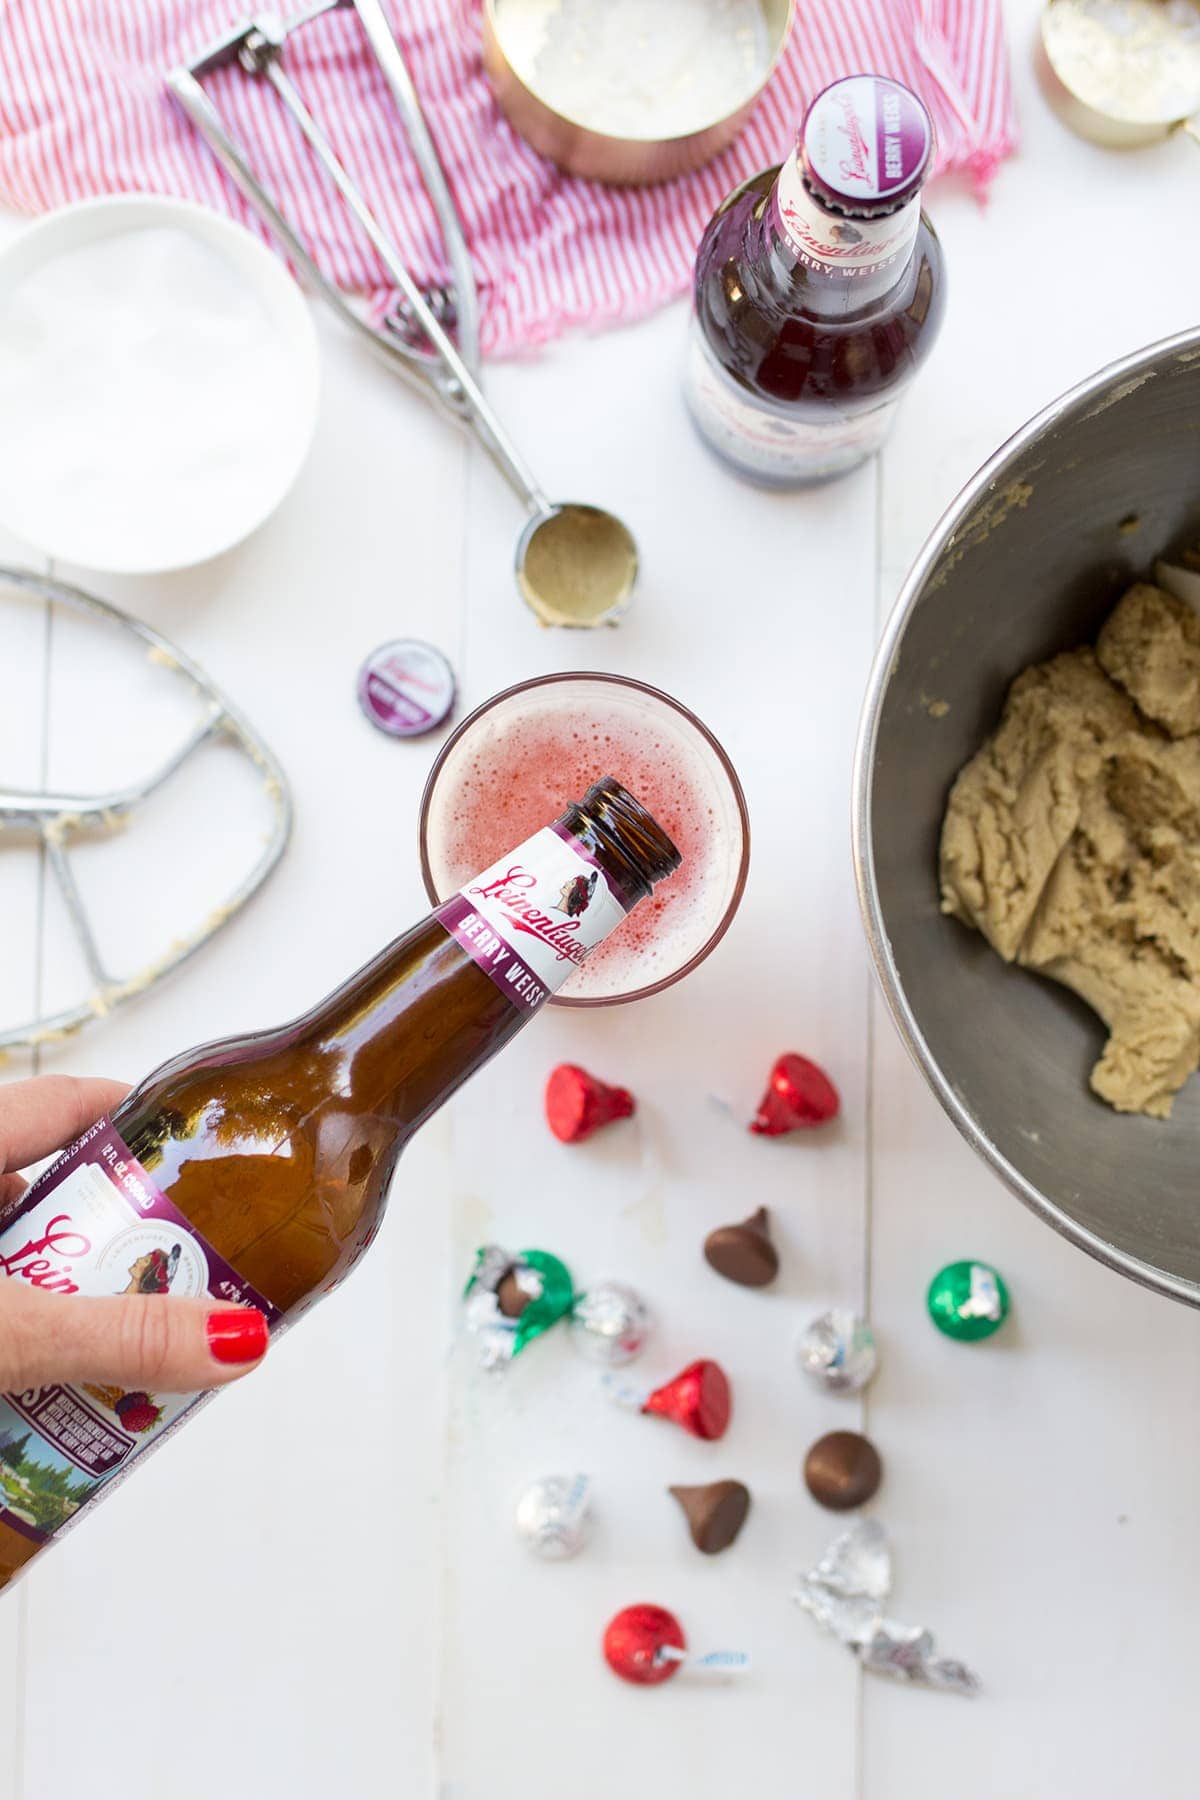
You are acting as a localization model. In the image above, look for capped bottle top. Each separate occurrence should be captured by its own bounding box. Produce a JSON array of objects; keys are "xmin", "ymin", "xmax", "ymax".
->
[
  {"xmin": 356, "ymin": 638, "xmax": 456, "ymax": 738},
  {"xmin": 800, "ymin": 75, "xmax": 933, "ymax": 216}
]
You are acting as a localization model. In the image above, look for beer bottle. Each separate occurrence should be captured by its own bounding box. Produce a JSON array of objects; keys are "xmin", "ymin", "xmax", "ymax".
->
[
  {"xmin": 685, "ymin": 74, "xmax": 945, "ymax": 488},
  {"xmin": 0, "ymin": 778, "xmax": 680, "ymax": 1587}
]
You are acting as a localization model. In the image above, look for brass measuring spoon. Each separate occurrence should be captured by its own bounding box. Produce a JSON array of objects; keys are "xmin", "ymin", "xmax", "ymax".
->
[{"xmin": 169, "ymin": 5, "xmax": 637, "ymax": 630}]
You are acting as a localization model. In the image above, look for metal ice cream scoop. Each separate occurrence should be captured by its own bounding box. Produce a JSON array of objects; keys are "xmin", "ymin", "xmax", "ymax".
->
[{"xmin": 168, "ymin": 1, "xmax": 637, "ymax": 629}]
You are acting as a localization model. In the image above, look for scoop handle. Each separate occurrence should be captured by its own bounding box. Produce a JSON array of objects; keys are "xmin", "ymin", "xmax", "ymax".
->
[{"xmin": 260, "ymin": 58, "xmax": 552, "ymax": 515}]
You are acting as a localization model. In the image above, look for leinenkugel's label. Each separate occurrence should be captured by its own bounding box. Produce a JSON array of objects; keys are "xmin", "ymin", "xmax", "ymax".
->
[
  {"xmin": 0, "ymin": 1117, "xmax": 278, "ymax": 1552},
  {"xmin": 684, "ymin": 317, "xmax": 899, "ymax": 483},
  {"xmin": 774, "ymin": 71, "xmax": 929, "ymax": 273},
  {"xmin": 435, "ymin": 824, "xmax": 632, "ymax": 1010},
  {"xmin": 773, "ymin": 151, "xmax": 921, "ymax": 275}
]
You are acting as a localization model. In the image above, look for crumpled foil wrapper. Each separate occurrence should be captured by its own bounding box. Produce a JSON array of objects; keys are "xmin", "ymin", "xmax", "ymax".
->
[
  {"xmin": 793, "ymin": 1519, "xmax": 979, "ymax": 1696},
  {"xmin": 462, "ymin": 1243, "xmax": 573, "ymax": 1370}
]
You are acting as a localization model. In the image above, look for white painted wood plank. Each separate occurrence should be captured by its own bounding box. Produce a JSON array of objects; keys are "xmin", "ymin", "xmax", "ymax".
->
[
  {"xmin": 436, "ymin": 304, "xmax": 877, "ymax": 1798},
  {"xmin": 16, "ymin": 309, "xmax": 463, "ymax": 1800},
  {"xmin": 8, "ymin": 3, "xmax": 1200, "ymax": 1783},
  {"xmin": 866, "ymin": 4, "xmax": 1200, "ymax": 1794},
  {"xmin": 0, "ymin": 527, "xmax": 46, "ymax": 1800}
]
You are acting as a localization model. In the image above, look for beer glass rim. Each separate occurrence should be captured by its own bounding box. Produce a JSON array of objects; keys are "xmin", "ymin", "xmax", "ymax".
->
[{"xmin": 417, "ymin": 671, "xmax": 750, "ymax": 1007}]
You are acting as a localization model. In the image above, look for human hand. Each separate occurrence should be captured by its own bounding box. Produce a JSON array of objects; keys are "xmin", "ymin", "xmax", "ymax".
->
[{"xmin": 0, "ymin": 1075, "xmax": 269, "ymax": 1393}]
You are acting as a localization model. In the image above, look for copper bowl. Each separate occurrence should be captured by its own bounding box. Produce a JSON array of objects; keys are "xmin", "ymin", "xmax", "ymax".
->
[{"xmin": 482, "ymin": 0, "xmax": 795, "ymax": 185}]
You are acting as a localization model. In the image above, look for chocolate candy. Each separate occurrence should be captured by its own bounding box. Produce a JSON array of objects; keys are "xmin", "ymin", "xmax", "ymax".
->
[
  {"xmin": 496, "ymin": 1270, "xmax": 532, "ymax": 1318},
  {"xmin": 751, "ymin": 1052, "xmax": 840, "ymax": 1135},
  {"xmin": 798, "ymin": 1309, "xmax": 878, "ymax": 1394},
  {"xmin": 669, "ymin": 1479, "xmax": 751, "ymax": 1553},
  {"xmin": 356, "ymin": 638, "xmax": 455, "ymax": 738},
  {"xmin": 515, "ymin": 1474, "xmax": 591, "ymax": 1559},
  {"xmin": 703, "ymin": 1206, "xmax": 778, "ymax": 1288},
  {"xmin": 603, "ymin": 1604, "xmax": 685, "ymax": 1685},
  {"xmin": 642, "ymin": 1359, "xmax": 731, "ymax": 1440},
  {"xmin": 926, "ymin": 1259, "xmax": 1009, "ymax": 1341},
  {"xmin": 570, "ymin": 1281, "xmax": 651, "ymax": 1366},
  {"xmin": 545, "ymin": 1063, "xmax": 634, "ymax": 1143},
  {"xmin": 804, "ymin": 1430, "xmax": 883, "ymax": 1511},
  {"xmin": 462, "ymin": 1244, "xmax": 574, "ymax": 1368}
]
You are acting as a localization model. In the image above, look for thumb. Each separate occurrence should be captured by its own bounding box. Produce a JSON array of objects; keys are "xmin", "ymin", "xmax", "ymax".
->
[{"xmin": 0, "ymin": 1283, "xmax": 270, "ymax": 1394}]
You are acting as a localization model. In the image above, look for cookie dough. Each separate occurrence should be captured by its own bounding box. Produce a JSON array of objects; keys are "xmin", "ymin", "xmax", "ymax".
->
[
  {"xmin": 940, "ymin": 582, "xmax": 1200, "ymax": 1118},
  {"xmin": 1097, "ymin": 581, "xmax": 1200, "ymax": 737}
]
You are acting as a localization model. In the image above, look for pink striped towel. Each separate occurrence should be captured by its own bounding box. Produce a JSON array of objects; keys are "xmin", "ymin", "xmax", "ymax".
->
[{"xmin": 0, "ymin": 1, "xmax": 1015, "ymax": 357}]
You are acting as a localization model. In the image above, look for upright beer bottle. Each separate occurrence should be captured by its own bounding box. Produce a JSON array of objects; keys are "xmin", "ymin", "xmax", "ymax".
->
[
  {"xmin": 0, "ymin": 778, "xmax": 680, "ymax": 1587},
  {"xmin": 685, "ymin": 74, "xmax": 946, "ymax": 488}
]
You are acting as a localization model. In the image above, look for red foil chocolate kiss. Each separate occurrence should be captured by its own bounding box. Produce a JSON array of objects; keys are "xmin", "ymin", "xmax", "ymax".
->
[
  {"xmin": 603, "ymin": 1604, "xmax": 686, "ymax": 1685},
  {"xmin": 643, "ymin": 1359, "xmax": 731, "ymax": 1441},
  {"xmin": 751, "ymin": 1053, "xmax": 840, "ymax": 1135},
  {"xmin": 545, "ymin": 1063, "xmax": 635, "ymax": 1143}
]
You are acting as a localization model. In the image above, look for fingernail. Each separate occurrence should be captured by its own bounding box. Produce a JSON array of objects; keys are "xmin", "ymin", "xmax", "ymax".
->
[{"xmin": 207, "ymin": 1308, "xmax": 270, "ymax": 1366}]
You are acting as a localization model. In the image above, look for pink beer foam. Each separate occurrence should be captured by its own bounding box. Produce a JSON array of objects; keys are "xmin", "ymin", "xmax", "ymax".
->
[{"xmin": 426, "ymin": 693, "xmax": 734, "ymax": 999}]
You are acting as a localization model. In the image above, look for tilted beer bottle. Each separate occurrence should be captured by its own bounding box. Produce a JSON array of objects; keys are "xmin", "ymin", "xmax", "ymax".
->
[{"xmin": 0, "ymin": 778, "xmax": 680, "ymax": 1588}]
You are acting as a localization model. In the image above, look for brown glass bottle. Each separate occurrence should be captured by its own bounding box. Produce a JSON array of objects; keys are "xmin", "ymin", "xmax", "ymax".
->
[{"xmin": 0, "ymin": 778, "xmax": 679, "ymax": 1587}]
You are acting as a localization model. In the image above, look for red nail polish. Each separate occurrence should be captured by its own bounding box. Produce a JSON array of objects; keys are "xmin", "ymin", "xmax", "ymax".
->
[{"xmin": 207, "ymin": 1308, "xmax": 269, "ymax": 1365}]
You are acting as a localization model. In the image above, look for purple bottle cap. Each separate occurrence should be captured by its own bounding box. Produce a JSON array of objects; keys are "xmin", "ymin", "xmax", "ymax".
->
[
  {"xmin": 356, "ymin": 639, "xmax": 456, "ymax": 739},
  {"xmin": 801, "ymin": 76, "xmax": 933, "ymax": 214}
]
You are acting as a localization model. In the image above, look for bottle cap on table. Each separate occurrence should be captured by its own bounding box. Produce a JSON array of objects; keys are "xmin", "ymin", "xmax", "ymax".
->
[
  {"xmin": 356, "ymin": 638, "xmax": 455, "ymax": 737},
  {"xmin": 802, "ymin": 76, "xmax": 933, "ymax": 214}
]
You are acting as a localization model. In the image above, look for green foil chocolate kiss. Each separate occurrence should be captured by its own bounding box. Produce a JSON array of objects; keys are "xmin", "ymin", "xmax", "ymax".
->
[
  {"xmin": 926, "ymin": 1259, "xmax": 1010, "ymax": 1342},
  {"xmin": 508, "ymin": 1249, "xmax": 575, "ymax": 1353}
]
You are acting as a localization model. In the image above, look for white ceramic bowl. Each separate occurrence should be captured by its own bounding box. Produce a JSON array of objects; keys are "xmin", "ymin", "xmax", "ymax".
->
[{"xmin": 0, "ymin": 194, "xmax": 320, "ymax": 573}]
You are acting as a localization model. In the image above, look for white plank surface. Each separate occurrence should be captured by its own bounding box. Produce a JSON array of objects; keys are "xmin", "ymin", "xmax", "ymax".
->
[
  {"xmin": 4, "ymin": 316, "xmax": 464, "ymax": 1800},
  {"xmin": 439, "ymin": 309, "xmax": 876, "ymax": 1798},
  {"xmin": 0, "ymin": 532, "xmax": 42, "ymax": 1800},
  {"xmin": 863, "ymin": 16, "xmax": 1200, "ymax": 1798},
  {"xmin": 1, "ymin": 0, "xmax": 1200, "ymax": 1793}
]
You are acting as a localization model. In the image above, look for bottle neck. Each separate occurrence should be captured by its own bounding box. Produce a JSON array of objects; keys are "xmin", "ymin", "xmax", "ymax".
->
[
  {"xmin": 761, "ymin": 148, "xmax": 924, "ymax": 318},
  {"xmin": 434, "ymin": 808, "xmax": 661, "ymax": 1016},
  {"xmin": 312, "ymin": 779, "xmax": 680, "ymax": 1131}
]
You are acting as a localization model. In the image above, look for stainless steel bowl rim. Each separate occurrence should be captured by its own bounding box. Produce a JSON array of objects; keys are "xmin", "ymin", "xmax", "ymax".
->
[{"xmin": 852, "ymin": 320, "xmax": 1200, "ymax": 1308}]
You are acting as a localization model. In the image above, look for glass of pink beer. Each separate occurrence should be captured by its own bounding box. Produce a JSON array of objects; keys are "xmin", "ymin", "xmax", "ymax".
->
[{"xmin": 419, "ymin": 673, "xmax": 749, "ymax": 1005}]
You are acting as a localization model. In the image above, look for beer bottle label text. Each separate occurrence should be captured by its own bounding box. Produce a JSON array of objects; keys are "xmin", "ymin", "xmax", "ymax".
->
[
  {"xmin": 0, "ymin": 1117, "xmax": 278, "ymax": 1551},
  {"xmin": 434, "ymin": 825, "xmax": 633, "ymax": 1011}
]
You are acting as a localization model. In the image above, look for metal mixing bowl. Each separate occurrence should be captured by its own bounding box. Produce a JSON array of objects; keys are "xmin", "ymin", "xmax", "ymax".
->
[{"xmin": 853, "ymin": 327, "xmax": 1200, "ymax": 1306}]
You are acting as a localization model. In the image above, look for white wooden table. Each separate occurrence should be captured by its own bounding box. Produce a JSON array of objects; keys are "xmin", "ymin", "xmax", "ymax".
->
[{"xmin": 4, "ymin": 3, "xmax": 1200, "ymax": 1793}]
